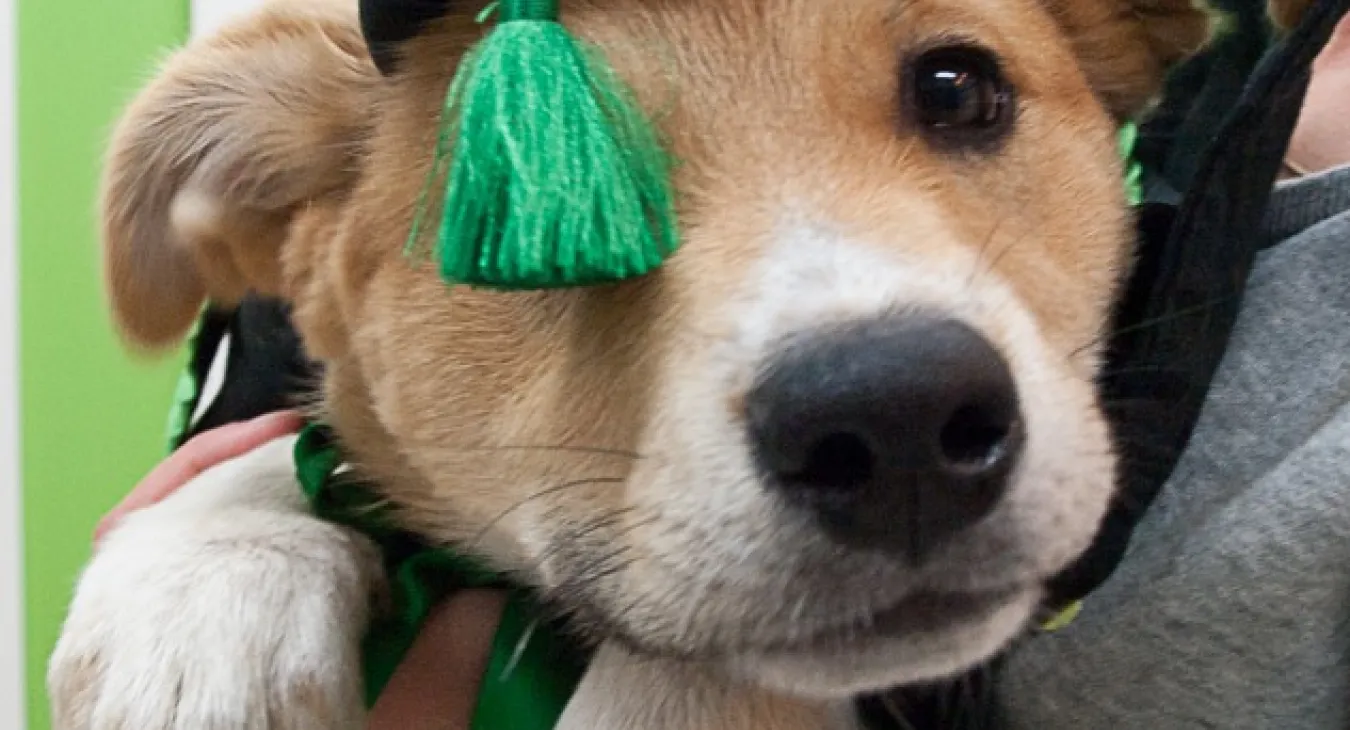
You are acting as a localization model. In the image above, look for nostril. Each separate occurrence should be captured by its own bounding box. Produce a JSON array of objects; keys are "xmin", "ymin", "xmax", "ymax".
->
[
  {"xmin": 785, "ymin": 432, "xmax": 876, "ymax": 491},
  {"xmin": 938, "ymin": 404, "xmax": 1016, "ymax": 472}
]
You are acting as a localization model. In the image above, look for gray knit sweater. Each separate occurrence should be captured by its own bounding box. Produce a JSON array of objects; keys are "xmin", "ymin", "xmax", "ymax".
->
[{"xmin": 999, "ymin": 164, "xmax": 1350, "ymax": 728}]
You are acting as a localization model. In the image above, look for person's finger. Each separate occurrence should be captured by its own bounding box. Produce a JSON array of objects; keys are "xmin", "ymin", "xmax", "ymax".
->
[
  {"xmin": 130, "ymin": 411, "xmax": 304, "ymax": 508},
  {"xmin": 95, "ymin": 410, "xmax": 305, "ymax": 543},
  {"xmin": 368, "ymin": 590, "xmax": 508, "ymax": 730}
]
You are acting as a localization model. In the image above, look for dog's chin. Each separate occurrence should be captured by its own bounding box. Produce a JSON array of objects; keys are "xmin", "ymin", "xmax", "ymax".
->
[{"xmin": 720, "ymin": 587, "xmax": 1040, "ymax": 699}]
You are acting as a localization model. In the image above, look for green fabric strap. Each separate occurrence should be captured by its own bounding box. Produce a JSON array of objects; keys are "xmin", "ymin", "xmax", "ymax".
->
[
  {"xmin": 1121, "ymin": 122, "xmax": 1143, "ymax": 206},
  {"xmin": 162, "ymin": 315, "xmax": 206, "ymax": 453},
  {"xmin": 292, "ymin": 425, "xmax": 587, "ymax": 728},
  {"xmin": 474, "ymin": 595, "xmax": 589, "ymax": 729}
]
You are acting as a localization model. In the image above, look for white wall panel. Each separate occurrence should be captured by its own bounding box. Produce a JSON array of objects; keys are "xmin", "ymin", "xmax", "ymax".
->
[
  {"xmin": 192, "ymin": 0, "xmax": 268, "ymax": 36},
  {"xmin": 0, "ymin": 0, "xmax": 26, "ymax": 722}
]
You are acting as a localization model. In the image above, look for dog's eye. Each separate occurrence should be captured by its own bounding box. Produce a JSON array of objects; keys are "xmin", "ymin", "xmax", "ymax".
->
[{"xmin": 906, "ymin": 46, "xmax": 1013, "ymax": 145}]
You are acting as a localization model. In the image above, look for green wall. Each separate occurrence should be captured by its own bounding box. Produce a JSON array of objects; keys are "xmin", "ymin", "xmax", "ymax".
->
[{"xmin": 18, "ymin": 1, "xmax": 188, "ymax": 727}]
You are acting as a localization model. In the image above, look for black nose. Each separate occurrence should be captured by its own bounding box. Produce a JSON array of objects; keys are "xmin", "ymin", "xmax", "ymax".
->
[{"xmin": 747, "ymin": 316, "xmax": 1023, "ymax": 563}]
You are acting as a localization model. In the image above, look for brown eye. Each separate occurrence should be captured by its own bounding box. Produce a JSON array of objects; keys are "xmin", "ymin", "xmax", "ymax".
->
[{"xmin": 907, "ymin": 46, "xmax": 1014, "ymax": 144}]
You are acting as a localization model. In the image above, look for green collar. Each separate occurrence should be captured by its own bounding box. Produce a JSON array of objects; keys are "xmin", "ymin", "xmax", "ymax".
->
[{"xmin": 293, "ymin": 424, "xmax": 588, "ymax": 729}]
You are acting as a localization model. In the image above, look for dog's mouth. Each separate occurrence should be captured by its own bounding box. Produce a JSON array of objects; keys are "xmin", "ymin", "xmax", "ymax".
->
[
  {"xmin": 741, "ymin": 585, "xmax": 1027, "ymax": 657},
  {"xmin": 592, "ymin": 581, "xmax": 1031, "ymax": 666},
  {"xmin": 713, "ymin": 582, "xmax": 1040, "ymax": 697}
]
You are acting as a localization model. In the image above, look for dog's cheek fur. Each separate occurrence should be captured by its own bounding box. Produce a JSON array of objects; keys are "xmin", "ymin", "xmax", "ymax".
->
[{"xmin": 1268, "ymin": 0, "xmax": 1315, "ymax": 30}]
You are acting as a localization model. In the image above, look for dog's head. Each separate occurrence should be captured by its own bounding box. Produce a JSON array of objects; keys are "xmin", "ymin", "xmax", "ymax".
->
[{"xmin": 102, "ymin": 0, "xmax": 1212, "ymax": 697}]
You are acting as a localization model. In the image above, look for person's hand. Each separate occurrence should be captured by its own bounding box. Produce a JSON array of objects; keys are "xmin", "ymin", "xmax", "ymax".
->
[
  {"xmin": 1285, "ymin": 12, "xmax": 1350, "ymax": 176},
  {"xmin": 95, "ymin": 410, "xmax": 306, "ymax": 542},
  {"xmin": 368, "ymin": 590, "xmax": 507, "ymax": 730},
  {"xmin": 98, "ymin": 411, "xmax": 507, "ymax": 729}
]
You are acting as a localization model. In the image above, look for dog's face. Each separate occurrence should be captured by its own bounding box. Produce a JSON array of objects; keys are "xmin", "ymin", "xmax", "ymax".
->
[{"xmin": 102, "ymin": 0, "xmax": 1210, "ymax": 698}]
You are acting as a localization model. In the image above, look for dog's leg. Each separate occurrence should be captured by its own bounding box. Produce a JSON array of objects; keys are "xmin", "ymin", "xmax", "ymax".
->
[
  {"xmin": 47, "ymin": 435, "xmax": 379, "ymax": 730},
  {"xmin": 557, "ymin": 642, "xmax": 860, "ymax": 730}
]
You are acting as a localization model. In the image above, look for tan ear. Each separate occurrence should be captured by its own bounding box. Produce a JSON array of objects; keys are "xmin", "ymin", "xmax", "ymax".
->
[
  {"xmin": 1267, "ymin": 0, "xmax": 1314, "ymax": 31},
  {"xmin": 1044, "ymin": 0, "xmax": 1216, "ymax": 118},
  {"xmin": 101, "ymin": 0, "xmax": 377, "ymax": 351}
]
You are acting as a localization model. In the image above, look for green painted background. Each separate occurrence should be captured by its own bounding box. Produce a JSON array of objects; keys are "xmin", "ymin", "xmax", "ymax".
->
[{"xmin": 18, "ymin": 1, "xmax": 188, "ymax": 727}]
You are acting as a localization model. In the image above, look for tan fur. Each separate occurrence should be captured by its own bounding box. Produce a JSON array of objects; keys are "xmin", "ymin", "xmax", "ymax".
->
[
  {"xmin": 101, "ymin": 0, "xmax": 375, "ymax": 348},
  {"xmin": 1041, "ymin": 0, "xmax": 1214, "ymax": 115},
  {"xmin": 96, "ymin": 0, "xmax": 1220, "ymax": 713},
  {"xmin": 1269, "ymin": 0, "xmax": 1315, "ymax": 29}
]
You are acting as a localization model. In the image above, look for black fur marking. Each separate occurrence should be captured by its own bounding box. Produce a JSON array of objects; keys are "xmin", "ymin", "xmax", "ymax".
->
[{"xmin": 359, "ymin": 0, "xmax": 455, "ymax": 75}]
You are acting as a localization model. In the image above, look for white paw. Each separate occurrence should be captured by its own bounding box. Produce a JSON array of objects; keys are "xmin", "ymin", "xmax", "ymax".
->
[{"xmin": 48, "ymin": 437, "xmax": 380, "ymax": 730}]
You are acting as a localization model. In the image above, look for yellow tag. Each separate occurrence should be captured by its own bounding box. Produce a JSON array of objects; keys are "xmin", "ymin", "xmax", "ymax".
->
[{"xmin": 1039, "ymin": 600, "xmax": 1083, "ymax": 632}]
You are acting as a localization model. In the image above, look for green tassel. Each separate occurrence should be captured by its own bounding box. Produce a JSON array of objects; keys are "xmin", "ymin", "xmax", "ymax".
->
[{"xmin": 423, "ymin": 0, "xmax": 678, "ymax": 290}]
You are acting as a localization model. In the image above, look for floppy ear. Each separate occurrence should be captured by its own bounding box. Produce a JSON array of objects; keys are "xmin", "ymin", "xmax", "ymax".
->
[
  {"xmin": 1043, "ymin": 0, "xmax": 1215, "ymax": 118},
  {"xmin": 101, "ymin": 0, "xmax": 378, "ymax": 350},
  {"xmin": 1267, "ymin": 0, "xmax": 1314, "ymax": 31}
]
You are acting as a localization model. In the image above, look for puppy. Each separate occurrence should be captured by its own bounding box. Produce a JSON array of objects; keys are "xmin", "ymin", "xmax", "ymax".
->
[{"xmin": 48, "ymin": 0, "xmax": 1216, "ymax": 727}]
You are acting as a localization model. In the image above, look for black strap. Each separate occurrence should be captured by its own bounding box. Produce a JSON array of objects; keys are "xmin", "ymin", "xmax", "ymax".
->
[
  {"xmin": 1134, "ymin": 0, "xmax": 1275, "ymax": 195},
  {"xmin": 174, "ymin": 298, "xmax": 317, "ymax": 447},
  {"xmin": 1047, "ymin": 0, "xmax": 1350, "ymax": 609}
]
